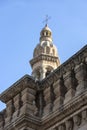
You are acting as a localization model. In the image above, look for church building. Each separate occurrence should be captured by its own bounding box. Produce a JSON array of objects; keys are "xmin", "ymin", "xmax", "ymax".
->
[{"xmin": 0, "ymin": 24, "xmax": 87, "ymax": 130}]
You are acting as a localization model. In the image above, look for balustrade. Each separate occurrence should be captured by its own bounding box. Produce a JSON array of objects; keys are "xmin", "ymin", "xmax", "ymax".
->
[
  {"xmin": 75, "ymin": 63, "xmax": 87, "ymax": 95},
  {"xmin": 20, "ymin": 87, "xmax": 37, "ymax": 115}
]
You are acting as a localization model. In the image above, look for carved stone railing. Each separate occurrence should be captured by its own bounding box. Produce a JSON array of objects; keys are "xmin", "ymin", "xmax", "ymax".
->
[
  {"xmin": 41, "ymin": 45, "xmax": 87, "ymax": 116},
  {"xmin": 48, "ymin": 108, "xmax": 87, "ymax": 130},
  {"xmin": 20, "ymin": 87, "xmax": 37, "ymax": 116},
  {"xmin": 53, "ymin": 78, "xmax": 66, "ymax": 111}
]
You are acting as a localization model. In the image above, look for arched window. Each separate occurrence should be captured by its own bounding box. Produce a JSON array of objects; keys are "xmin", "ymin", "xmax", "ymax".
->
[
  {"xmin": 46, "ymin": 70, "xmax": 51, "ymax": 77},
  {"xmin": 36, "ymin": 71, "xmax": 40, "ymax": 80},
  {"xmin": 46, "ymin": 31, "xmax": 48, "ymax": 36},
  {"xmin": 46, "ymin": 46, "xmax": 50, "ymax": 54},
  {"xmin": 52, "ymin": 49, "xmax": 55, "ymax": 56}
]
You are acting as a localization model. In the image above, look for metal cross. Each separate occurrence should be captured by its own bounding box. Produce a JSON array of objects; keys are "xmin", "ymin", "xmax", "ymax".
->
[{"xmin": 43, "ymin": 15, "xmax": 51, "ymax": 25}]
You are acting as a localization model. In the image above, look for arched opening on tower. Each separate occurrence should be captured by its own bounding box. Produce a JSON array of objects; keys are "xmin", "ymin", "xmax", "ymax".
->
[
  {"xmin": 45, "ymin": 66, "xmax": 53, "ymax": 77},
  {"xmin": 46, "ymin": 46, "xmax": 50, "ymax": 54},
  {"xmin": 46, "ymin": 70, "xmax": 51, "ymax": 77}
]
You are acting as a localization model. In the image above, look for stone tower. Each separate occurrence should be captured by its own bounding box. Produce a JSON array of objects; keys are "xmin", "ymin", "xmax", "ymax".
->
[{"xmin": 30, "ymin": 24, "xmax": 60, "ymax": 80}]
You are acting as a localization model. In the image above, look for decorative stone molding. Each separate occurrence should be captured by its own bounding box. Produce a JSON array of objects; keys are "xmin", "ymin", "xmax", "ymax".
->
[
  {"xmin": 82, "ymin": 109, "xmax": 87, "ymax": 123},
  {"xmin": 5, "ymin": 99, "xmax": 15, "ymax": 124},
  {"xmin": 0, "ymin": 75, "xmax": 36, "ymax": 103},
  {"xmin": 20, "ymin": 87, "xmax": 37, "ymax": 116},
  {"xmin": 75, "ymin": 63, "xmax": 87, "ymax": 95},
  {"xmin": 65, "ymin": 120, "xmax": 73, "ymax": 130},
  {"xmin": 73, "ymin": 114, "xmax": 81, "ymax": 126},
  {"xmin": 63, "ymin": 70, "xmax": 77, "ymax": 103},
  {"xmin": 58, "ymin": 124, "xmax": 65, "ymax": 130},
  {"xmin": 30, "ymin": 54, "xmax": 59, "ymax": 67},
  {"xmin": 43, "ymin": 86, "xmax": 52, "ymax": 115},
  {"xmin": 53, "ymin": 78, "xmax": 66, "ymax": 111},
  {"xmin": 12, "ymin": 93, "xmax": 22, "ymax": 119}
]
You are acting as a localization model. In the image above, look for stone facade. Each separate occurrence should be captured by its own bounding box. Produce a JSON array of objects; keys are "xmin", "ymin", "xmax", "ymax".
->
[{"xmin": 0, "ymin": 25, "xmax": 87, "ymax": 130}]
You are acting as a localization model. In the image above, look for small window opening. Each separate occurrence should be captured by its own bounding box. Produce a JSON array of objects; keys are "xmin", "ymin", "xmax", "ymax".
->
[{"xmin": 46, "ymin": 70, "xmax": 51, "ymax": 77}]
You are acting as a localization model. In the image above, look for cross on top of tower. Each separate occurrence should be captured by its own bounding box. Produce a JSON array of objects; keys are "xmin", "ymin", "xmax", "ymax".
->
[{"xmin": 43, "ymin": 15, "xmax": 51, "ymax": 26}]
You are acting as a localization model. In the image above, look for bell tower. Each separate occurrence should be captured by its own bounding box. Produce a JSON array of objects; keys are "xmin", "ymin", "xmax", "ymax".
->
[{"xmin": 30, "ymin": 24, "xmax": 60, "ymax": 80}]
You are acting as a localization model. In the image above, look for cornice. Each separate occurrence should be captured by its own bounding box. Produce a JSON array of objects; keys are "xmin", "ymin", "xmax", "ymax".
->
[
  {"xmin": 4, "ymin": 114, "xmax": 41, "ymax": 130},
  {"xmin": 30, "ymin": 54, "xmax": 58, "ymax": 67},
  {"xmin": 0, "ymin": 75, "xmax": 36, "ymax": 103}
]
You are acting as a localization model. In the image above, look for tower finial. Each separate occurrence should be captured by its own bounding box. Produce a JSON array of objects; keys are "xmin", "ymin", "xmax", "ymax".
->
[{"xmin": 43, "ymin": 15, "xmax": 51, "ymax": 26}]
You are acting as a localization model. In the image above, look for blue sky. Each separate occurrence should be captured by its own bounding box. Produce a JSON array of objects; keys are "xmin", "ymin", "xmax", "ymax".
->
[{"xmin": 0, "ymin": 0, "xmax": 87, "ymax": 110}]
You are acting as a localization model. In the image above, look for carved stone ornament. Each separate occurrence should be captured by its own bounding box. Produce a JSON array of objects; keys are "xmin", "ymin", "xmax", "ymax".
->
[
  {"xmin": 82, "ymin": 109, "xmax": 87, "ymax": 121},
  {"xmin": 65, "ymin": 120, "xmax": 73, "ymax": 130},
  {"xmin": 73, "ymin": 114, "xmax": 81, "ymax": 126},
  {"xmin": 58, "ymin": 124, "xmax": 65, "ymax": 130}
]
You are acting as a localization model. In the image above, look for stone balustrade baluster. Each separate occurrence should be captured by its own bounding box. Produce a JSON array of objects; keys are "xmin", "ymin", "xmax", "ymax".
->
[
  {"xmin": 73, "ymin": 114, "xmax": 81, "ymax": 129},
  {"xmin": 5, "ymin": 99, "xmax": 15, "ymax": 124},
  {"xmin": 58, "ymin": 124, "xmax": 65, "ymax": 130},
  {"xmin": 13, "ymin": 93, "xmax": 22, "ymax": 119},
  {"xmin": 52, "ymin": 127, "xmax": 57, "ymax": 130},
  {"xmin": 43, "ymin": 86, "xmax": 52, "ymax": 115},
  {"xmin": 74, "ymin": 62, "xmax": 87, "ymax": 95},
  {"xmin": 20, "ymin": 87, "xmax": 37, "ymax": 115},
  {"xmin": 82, "ymin": 109, "xmax": 87, "ymax": 124},
  {"xmin": 63, "ymin": 70, "xmax": 77, "ymax": 104},
  {"xmin": 65, "ymin": 119, "xmax": 73, "ymax": 130},
  {"xmin": 53, "ymin": 78, "xmax": 66, "ymax": 111}
]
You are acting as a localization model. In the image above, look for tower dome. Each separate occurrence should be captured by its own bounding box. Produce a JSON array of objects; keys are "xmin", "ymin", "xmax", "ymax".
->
[
  {"xmin": 33, "ymin": 41, "xmax": 58, "ymax": 58},
  {"xmin": 30, "ymin": 24, "xmax": 60, "ymax": 80},
  {"xmin": 40, "ymin": 24, "xmax": 52, "ymax": 42},
  {"xmin": 33, "ymin": 24, "xmax": 58, "ymax": 58}
]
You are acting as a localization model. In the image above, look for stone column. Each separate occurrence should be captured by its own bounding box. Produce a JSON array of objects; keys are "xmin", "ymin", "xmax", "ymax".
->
[
  {"xmin": 52, "ymin": 127, "xmax": 57, "ymax": 130},
  {"xmin": 53, "ymin": 78, "xmax": 66, "ymax": 111},
  {"xmin": 40, "ymin": 68, "xmax": 47, "ymax": 80},
  {"xmin": 5, "ymin": 99, "xmax": 14, "ymax": 124},
  {"xmin": 19, "ymin": 127, "xmax": 34, "ymax": 130},
  {"xmin": 74, "ymin": 63, "xmax": 87, "ymax": 95},
  {"xmin": 43, "ymin": 86, "xmax": 52, "ymax": 115},
  {"xmin": 63, "ymin": 71, "xmax": 77, "ymax": 104},
  {"xmin": 73, "ymin": 114, "xmax": 81, "ymax": 129},
  {"xmin": 13, "ymin": 93, "xmax": 22, "ymax": 119},
  {"xmin": 82, "ymin": 109, "xmax": 87, "ymax": 124},
  {"xmin": 20, "ymin": 87, "xmax": 37, "ymax": 115},
  {"xmin": 65, "ymin": 120, "xmax": 73, "ymax": 130},
  {"xmin": 58, "ymin": 124, "xmax": 65, "ymax": 130}
]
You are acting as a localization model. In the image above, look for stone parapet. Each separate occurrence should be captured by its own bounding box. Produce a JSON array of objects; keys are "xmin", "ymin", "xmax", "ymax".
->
[
  {"xmin": 0, "ymin": 45, "xmax": 87, "ymax": 130},
  {"xmin": 41, "ymin": 45, "xmax": 87, "ymax": 116}
]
